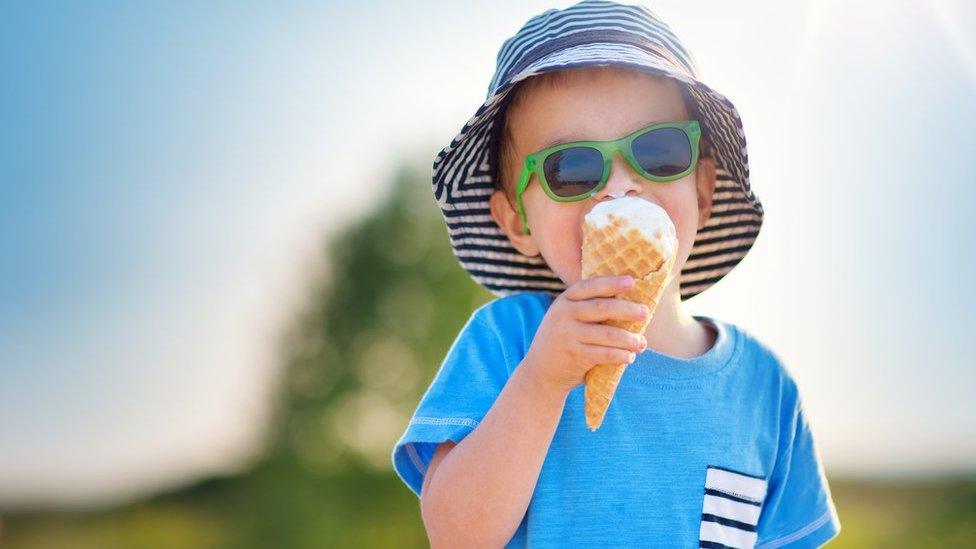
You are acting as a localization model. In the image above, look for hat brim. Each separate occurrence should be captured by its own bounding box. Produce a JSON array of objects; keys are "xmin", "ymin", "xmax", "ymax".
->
[{"xmin": 433, "ymin": 42, "xmax": 764, "ymax": 299}]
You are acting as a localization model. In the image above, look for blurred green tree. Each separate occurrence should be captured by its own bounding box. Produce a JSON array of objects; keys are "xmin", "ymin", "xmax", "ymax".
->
[
  {"xmin": 229, "ymin": 157, "xmax": 493, "ymax": 547},
  {"xmin": 268, "ymin": 159, "xmax": 493, "ymax": 474}
]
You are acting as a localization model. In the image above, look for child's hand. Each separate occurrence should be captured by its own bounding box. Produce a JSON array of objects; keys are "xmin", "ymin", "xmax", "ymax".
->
[{"xmin": 522, "ymin": 275, "xmax": 649, "ymax": 395}]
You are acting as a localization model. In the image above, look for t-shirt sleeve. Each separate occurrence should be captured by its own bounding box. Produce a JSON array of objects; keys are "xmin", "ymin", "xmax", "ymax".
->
[
  {"xmin": 756, "ymin": 388, "xmax": 842, "ymax": 548},
  {"xmin": 390, "ymin": 309, "xmax": 516, "ymax": 498}
]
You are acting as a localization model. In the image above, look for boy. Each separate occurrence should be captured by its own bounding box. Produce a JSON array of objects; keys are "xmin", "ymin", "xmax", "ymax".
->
[{"xmin": 391, "ymin": 1, "xmax": 841, "ymax": 547}]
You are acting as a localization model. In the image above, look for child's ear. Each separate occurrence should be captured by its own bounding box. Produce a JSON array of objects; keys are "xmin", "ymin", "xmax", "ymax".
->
[
  {"xmin": 695, "ymin": 155, "xmax": 717, "ymax": 230},
  {"xmin": 489, "ymin": 189, "xmax": 540, "ymax": 257}
]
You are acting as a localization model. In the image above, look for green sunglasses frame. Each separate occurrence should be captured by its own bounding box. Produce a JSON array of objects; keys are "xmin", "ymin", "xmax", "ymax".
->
[{"xmin": 514, "ymin": 119, "xmax": 701, "ymax": 235}]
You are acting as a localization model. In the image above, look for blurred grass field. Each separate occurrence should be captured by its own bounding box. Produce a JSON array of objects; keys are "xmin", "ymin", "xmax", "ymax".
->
[
  {"xmin": 828, "ymin": 475, "xmax": 976, "ymax": 547},
  {"xmin": 2, "ymin": 472, "xmax": 974, "ymax": 548},
  {"xmin": 2, "ymin": 164, "xmax": 972, "ymax": 547}
]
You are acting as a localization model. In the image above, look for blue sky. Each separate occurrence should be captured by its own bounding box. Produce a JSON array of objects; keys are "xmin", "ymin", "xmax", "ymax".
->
[{"xmin": 1, "ymin": 0, "xmax": 974, "ymax": 507}]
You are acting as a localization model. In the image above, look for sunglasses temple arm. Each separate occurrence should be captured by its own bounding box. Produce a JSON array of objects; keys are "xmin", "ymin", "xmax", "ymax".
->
[{"xmin": 516, "ymin": 164, "xmax": 532, "ymax": 235}]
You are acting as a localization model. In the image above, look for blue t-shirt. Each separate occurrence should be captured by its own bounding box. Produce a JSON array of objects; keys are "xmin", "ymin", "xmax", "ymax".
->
[{"xmin": 391, "ymin": 292, "xmax": 841, "ymax": 548}]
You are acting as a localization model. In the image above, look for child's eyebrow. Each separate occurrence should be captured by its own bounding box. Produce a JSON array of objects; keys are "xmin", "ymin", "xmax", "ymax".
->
[
  {"xmin": 539, "ymin": 132, "xmax": 585, "ymax": 150},
  {"xmin": 538, "ymin": 118, "xmax": 673, "ymax": 150}
]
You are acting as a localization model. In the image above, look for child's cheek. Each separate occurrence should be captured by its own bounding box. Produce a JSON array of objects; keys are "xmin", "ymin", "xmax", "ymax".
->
[{"xmin": 657, "ymin": 193, "xmax": 699, "ymax": 266}]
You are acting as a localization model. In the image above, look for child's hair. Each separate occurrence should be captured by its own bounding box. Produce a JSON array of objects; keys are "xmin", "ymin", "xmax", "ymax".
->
[{"xmin": 493, "ymin": 67, "xmax": 714, "ymax": 206}]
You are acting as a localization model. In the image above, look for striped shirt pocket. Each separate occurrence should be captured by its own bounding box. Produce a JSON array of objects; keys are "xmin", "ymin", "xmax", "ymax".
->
[{"xmin": 699, "ymin": 465, "xmax": 768, "ymax": 549}]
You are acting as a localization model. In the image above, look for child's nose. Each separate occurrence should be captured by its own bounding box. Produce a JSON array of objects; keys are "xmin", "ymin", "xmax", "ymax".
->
[{"xmin": 593, "ymin": 152, "xmax": 643, "ymax": 200}]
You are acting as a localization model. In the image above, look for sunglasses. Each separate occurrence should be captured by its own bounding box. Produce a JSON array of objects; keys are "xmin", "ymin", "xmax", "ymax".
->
[{"xmin": 514, "ymin": 119, "xmax": 701, "ymax": 234}]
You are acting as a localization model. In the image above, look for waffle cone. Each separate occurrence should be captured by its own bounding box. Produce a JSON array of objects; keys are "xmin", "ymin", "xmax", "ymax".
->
[{"xmin": 582, "ymin": 214, "xmax": 675, "ymax": 431}]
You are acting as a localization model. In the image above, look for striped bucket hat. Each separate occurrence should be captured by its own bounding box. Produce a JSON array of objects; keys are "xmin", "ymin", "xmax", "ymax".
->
[{"xmin": 432, "ymin": 0, "xmax": 764, "ymax": 299}]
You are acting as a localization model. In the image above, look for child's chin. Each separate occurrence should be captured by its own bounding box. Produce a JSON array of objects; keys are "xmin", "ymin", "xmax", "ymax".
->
[
  {"xmin": 561, "ymin": 276, "xmax": 581, "ymax": 288},
  {"xmin": 555, "ymin": 269, "xmax": 582, "ymax": 288},
  {"xmin": 532, "ymin": 252, "xmax": 579, "ymax": 287}
]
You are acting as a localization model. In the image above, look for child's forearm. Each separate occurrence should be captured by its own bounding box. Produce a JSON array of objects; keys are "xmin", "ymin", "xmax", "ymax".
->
[{"xmin": 421, "ymin": 358, "xmax": 569, "ymax": 548}]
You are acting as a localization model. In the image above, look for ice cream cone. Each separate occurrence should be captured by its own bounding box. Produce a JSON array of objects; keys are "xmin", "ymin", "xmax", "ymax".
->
[{"xmin": 581, "ymin": 197, "xmax": 677, "ymax": 431}]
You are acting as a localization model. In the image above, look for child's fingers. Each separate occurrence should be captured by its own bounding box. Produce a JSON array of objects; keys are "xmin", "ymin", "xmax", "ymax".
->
[
  {"xmin": 577, "ymin": 323, "xmax": 647, "ymax": 353},
  {"xmin": 579, "ymin": 343, "xmax": 637, "ymax": 366},
  {"xmin": 573, "ymin": 298, "xmax": 648, "ymax": 324},
  {"xmin": 564, "ymin": 275, "xmax": 633, "ymax": 301}
]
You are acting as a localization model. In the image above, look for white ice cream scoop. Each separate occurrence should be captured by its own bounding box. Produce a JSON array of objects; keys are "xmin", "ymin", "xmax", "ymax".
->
[{"xmin": 584, "ymin": 196, "xmax": 678, "ymax": 259}]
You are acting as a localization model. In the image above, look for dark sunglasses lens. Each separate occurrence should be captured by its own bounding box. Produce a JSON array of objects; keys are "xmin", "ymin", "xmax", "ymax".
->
[
  {"xmin": 542, "ymin": 146, "xmax": 604, "ymax": 197},
  {"xmin": 632, "ymin": 127, "xmax": 692, "ymax": 177}
]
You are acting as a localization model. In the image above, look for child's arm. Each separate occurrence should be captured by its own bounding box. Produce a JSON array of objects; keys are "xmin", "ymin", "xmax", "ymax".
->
[
  {"xmin": 420, "ymin": 361, "xmax": 568, "ymax": 548},
  {"xmin": 419, "ymin": 276, "xmax": 648, "ymax": 548}
]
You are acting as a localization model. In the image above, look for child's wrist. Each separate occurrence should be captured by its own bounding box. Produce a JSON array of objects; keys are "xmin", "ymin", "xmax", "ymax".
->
[{"xmin": 518, "ymin": 357, "xmax": 572, "ymax": 400}]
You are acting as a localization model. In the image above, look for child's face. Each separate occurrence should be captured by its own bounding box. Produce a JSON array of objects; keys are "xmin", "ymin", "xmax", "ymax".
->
[{"xmin": 490, "ymin": 66, "xmax": 717, "ymax": 289}]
